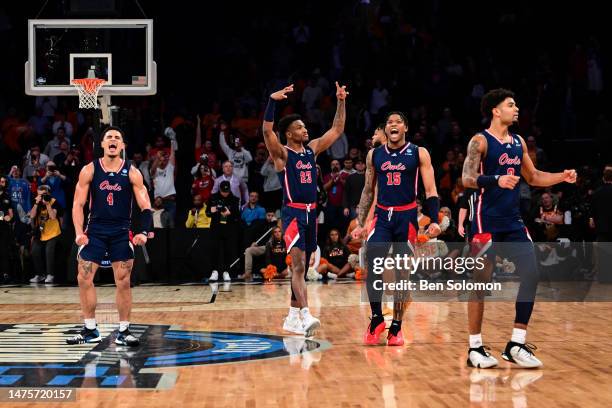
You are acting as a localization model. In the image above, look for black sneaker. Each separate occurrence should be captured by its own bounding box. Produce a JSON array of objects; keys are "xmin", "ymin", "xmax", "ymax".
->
[
  {"xmin": 115, "ymin": 328, "xmax": 140, "ymax": 347},
  {"xmin": 66, "ymin": 326, "xmax": 102, "ymax": 345}
]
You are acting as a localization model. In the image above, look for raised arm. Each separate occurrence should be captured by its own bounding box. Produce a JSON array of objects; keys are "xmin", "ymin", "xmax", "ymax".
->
[
  {"xmin": 262, "ymin": 86, "xmax": 292, "ymax": 170},
  {"xmin": 519, "ymin": 136, "xmax": 576, "ymax": 187},
  {"xmin": 72, "ymin": 163, "xmax": 94, "ymax": 246},
  {"xmin": 130, "ymin": 166, "xmax": 153, "ymax": 245},
  {"xmin": 195, "ymin": 114, "xmax": 202, "ymax": 149},
  {"xmin": 356, "ymin": 149, "xmax": 376, "ymax": 229},
  {"xmin": 308, "ymin": 82, "xmax": 348, "ymax": 155},
  {"xmin": 218, "ymin": 124, "xmax": 233, "ymax": 159},
  {"xmin": 169, "ymin": 140, "xmax": 176, "ymax": 167}
]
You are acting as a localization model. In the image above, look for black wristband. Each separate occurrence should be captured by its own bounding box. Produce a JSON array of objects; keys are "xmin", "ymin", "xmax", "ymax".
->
[
  {"xmin": 423, "ymin": 196, "xmax": 440, "ymax": 223},
  {"xmin": 264, "ymin": 98, "xmax": 276, "ymax": 122},
  {"xmin": 477, "ymin": 175, "xmax": 499, "ymax": 188},
  {"xmin": 140, "ymin": 209, "xmax": 153, "ymax": 235}
]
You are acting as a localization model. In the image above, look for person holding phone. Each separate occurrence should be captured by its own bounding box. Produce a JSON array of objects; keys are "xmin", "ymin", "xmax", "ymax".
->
[{"xmin": 38, "ymin": 161, "xmax": 67, "ymax": 209}]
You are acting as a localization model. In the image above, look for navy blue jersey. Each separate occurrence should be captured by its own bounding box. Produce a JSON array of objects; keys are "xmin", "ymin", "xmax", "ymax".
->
[
  {"xmin": 475, "ymin": 130, "xmax": 523, "ymax": 233},
  {"xmin": 278, "ymin": 146, "xmax": 317, "ymax": 205},
  {"xmin": 87, "ymin": 159, "xmax": 133, "ymax": 230},
  {"xmin": 373, "ymin": 143, "xmax": 420, "ymax": 207}
]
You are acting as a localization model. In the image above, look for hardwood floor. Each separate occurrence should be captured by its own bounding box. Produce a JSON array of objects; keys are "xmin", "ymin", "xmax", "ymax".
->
[{"xmin": 1, "ymin": 281, "xmax": 611, "ymax": 407}]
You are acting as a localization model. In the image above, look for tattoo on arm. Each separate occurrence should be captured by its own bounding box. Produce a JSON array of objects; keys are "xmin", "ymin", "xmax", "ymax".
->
[
  {"xmin": 462, "ymin": 137, "xmax": 483, "ymax": 189},
  {"xmin": 357, "ymin": 151, "xmax": 375, "ymax": 227},
  {"xmin": 332, "ymin": 100, "xmax": 346, "ymax": 131}
]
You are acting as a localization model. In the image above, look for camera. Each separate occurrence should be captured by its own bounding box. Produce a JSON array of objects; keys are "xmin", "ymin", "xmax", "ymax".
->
[
  {"xmin": 42, "ymin": 194, "xmax": 51, "ymax": 202},
  {"xmin": 47, "ymin": 165, "xmax": 57, "ymax": 173}
]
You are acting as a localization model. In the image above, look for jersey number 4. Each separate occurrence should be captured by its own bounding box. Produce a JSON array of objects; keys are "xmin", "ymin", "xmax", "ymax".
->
[
  {"xmin": 107, "ymin": 192, "xmax": 114, "ymax": 206},
  {"xmin": 300, "ymin": 171, "xmax": 312, "ymax": 184},
  {"xmin": 386, "ymin": 172, "xmax": 401, "ymax": 185}
]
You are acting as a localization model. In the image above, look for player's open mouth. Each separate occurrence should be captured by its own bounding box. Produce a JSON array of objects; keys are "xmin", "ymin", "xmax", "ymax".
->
[
  {"xmin": 109, "ymin": 144, "xmax": 117, "ymax": 150},
  {"xmin": 390, "ymin": 129, "xmax": 399, "ymax": 135}
]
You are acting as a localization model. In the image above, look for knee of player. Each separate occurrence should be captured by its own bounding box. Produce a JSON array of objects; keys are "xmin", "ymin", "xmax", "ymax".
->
[
  {"xmin": 291, "ymin": 263, "xmax": 305, "ymax": 274},
  {"xmin": 114, "ymin": 274, "xmax": 131, "ymax": 288},
  {"xmin": 77, "ymin": 271, "xmax": 95, "ymax": 283}
]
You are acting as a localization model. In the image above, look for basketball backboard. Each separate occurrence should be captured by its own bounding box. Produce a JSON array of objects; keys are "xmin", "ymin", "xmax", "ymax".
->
[{"xmin": 25, "ymin": 19, "xmax": 156, "ymax": 96}]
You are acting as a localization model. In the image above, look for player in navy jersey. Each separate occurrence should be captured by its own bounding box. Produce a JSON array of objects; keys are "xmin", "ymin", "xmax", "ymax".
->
[
  {"xmin": 462, "ymin": 89, "xmax": 576, "ymax": 368},
  {"xmin": 352, "ymin": 112, "xmax": 441, "ymax": 346},
  {"xmin": 67, "ymin": 126, "xmax": 152, "ymax": 347},
  {"xmin": 262, "ymin": 82, "xmax": 348, "ymax": 337}
]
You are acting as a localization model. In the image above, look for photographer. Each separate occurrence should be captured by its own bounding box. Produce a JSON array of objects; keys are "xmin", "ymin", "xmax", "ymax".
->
[
  {"xmin": 184, "ymin": 194, "xmax": 212, "ymax": 281},
  {"xmin": 206, "ymin": 181, "xmax": 240, "ymax": 282},
  {"xmin": 28, "ymin": 185, "xmax": 62, "ymax": 284},
  {"xmin": 185, "ymin": 195, "xmax": 211, "ymax": 229}
]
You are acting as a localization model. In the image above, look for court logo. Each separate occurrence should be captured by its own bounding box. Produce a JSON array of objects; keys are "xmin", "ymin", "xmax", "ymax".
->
[{"xmin": 0, "ymin": 324, "xmax": 327, "ymax": 389}]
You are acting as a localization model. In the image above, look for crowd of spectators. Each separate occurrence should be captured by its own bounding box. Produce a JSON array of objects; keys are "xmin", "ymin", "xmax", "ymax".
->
[{"xmin": 0, "ymin": 1, "xmax": 611, "ymax": 284}]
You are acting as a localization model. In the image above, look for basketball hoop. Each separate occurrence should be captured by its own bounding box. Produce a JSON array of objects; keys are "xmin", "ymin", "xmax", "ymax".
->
[{"xmin": 71, "ymin": 78, "xmax": 106, "ymax": 109}]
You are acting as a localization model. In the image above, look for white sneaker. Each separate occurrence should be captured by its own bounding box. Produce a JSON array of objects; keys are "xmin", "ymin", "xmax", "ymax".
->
[
  {"xmin": 467, "ymin": 346, "xmax": 499, "ymax": 368},
  {"xmin": 301, "ymin": 314, "xmax": 321, "ymax": 337},
  {"xmin": 29, "ymin": 275, "xmax": 44, "ymax": 284},
  {"xmin": 283, "ymin": 315, "xmax": 304, "ymax": 335},
  {"xmin": 502, "ymin": 342, "xmax": 543, "ymax": 368},
  {"xmin": 327, "ymin": 272, "xmax": 338, "ymax": 280},
  {"xmin": 44, "ymin": 274, "xmax": 54, "ymax": 284},
  {"xmin": 222, "ymin": 271, "xmax": 231, "ymax": 282},
  {"xmin": 346, "ymin": 272, "xmax": 356, "ymax": 279},
  {"xmin": 209, "ymin": 271, "xmax": 219, "ymax": 281}
]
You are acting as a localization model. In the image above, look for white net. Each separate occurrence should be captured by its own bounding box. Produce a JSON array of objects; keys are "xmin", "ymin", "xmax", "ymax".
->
[{"xmin": 71, "ymin": 78, "xmax": 106, "ymax": 109}]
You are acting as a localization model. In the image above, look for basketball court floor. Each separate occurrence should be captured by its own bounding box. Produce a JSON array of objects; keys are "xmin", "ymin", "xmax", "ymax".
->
[{"xmin": 1, "ymin": 280, "xmax": 611, "ymax": 407}]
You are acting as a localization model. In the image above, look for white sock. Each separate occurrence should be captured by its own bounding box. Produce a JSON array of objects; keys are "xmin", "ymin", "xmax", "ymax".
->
[
  {"xmin": 84, "ymin": 318, "xmax": 96, "ymax": 330},
  {"xmin": 511, "ymin": 328, "xmax": 527, "ymax": 344},
  {"xmin": 300, "ymin": 307, "xmax": 311, "ymax": 318},
  {"xmin": 469, "ymin": 333, "xmax": 483, "ymax": 348},
  {"xmin": 119, "ymin": 321, "xmax": 130, "ymax": 332},
  {"xmin": 289, "ymin": 307, "xmax": 300, "ymax": 318}
]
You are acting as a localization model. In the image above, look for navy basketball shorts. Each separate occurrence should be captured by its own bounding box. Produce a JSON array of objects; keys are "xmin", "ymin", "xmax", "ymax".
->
[
  {"xmin": 78, "ymin": 225, "xmax": 134, "ymax": 264},
  {"xmin": 366, "ymin": 206, "xmax": 418, "ymax": 265},
  {"xmin": 282, "ymin": 206, "xmax": 317, "ymax": 253},
  {"xmin": 367, "ymin": 206, "xmax": 418, "ymax": 246},
  {"xmin": 469, "ymin": 227, "xmax": 533, "ymax": 259}
]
